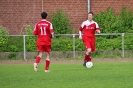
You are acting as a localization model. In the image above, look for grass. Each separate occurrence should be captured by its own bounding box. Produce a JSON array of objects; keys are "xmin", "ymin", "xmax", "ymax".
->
[{"xmin": 0, "ymin": 62, "xmax": 133, "ymax": 88}]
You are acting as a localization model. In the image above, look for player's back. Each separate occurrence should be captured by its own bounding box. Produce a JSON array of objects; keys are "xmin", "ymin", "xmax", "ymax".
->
[{"xmin": 34, "ymin": 20, "xmax": 53, "ymax": 45}]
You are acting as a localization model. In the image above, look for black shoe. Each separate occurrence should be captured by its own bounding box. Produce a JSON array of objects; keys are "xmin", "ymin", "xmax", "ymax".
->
[{"xmin": 83, "ymin": 60, "xmax": 87, "ymax": 67}]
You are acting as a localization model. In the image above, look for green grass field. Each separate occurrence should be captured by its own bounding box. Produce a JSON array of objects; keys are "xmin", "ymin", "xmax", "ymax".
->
[{"xmin": 0, "ymin": 62, "xmax": 133, "ymax": 88}]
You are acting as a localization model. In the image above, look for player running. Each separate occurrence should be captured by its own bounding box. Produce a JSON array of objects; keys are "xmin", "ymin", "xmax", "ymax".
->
[
  {"xmin": 33, "ymin": 12, "xmax": 54, "ymax": 72},
  {"xmin": 79, "ymin": 12, "xmax": 100, "ymax": 67}
]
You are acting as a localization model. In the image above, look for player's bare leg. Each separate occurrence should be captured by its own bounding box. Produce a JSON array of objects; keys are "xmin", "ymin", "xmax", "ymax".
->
[
  {"xmin": 45, "ymin": 52, "xmax": 50, "ymax": 72},
  {"xmin": 34, "ymin": 52, "xmax": 43, "ymax": 71}
]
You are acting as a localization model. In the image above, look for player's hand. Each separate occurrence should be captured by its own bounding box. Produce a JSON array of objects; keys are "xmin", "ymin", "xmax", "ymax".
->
[
  {"xmin": 96, "ymin": 30, "xmax": 100, "ymax": 34},
  {"xmin": 79, "ymin": 36, "xmax": 82, "ymax": 40},
  {"xmin": 51, "ymin": 33, "xmax": 54, "ymax": 38}
]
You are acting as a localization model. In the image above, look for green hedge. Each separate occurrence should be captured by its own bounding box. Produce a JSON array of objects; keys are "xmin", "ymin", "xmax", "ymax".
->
[
  {"xmin": 0, "ymin": 26, "xmax": 9, "ymax": 52},
  {"xmin": 0, "ymin": 34, "xmax": 133, "ymax": 52},
  {"xmin": 24, "ymin": 25, "xmax": 36, "ymax": 52}
]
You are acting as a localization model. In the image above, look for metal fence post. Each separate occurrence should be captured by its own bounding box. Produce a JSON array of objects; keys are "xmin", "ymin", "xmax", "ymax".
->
[
  {"xmin": 23, "ymin": 35, "xmax": 27, "ymax": 61},
  {"xmin": 73, "ymin": 34, "xmax": 76, "ymax": 58},
  {"xmin": 122, "ymin": 33, "xmax": 125, "ymax": 58}
]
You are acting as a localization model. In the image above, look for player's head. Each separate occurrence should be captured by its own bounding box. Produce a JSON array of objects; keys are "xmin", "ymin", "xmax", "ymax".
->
[
  {"xmin": 88, "ymin": 12, "xmax": 94, "ymax": 21},
  {"xmin": 41, "ymin": 12, "xmax": 47, "ymax": 19}
]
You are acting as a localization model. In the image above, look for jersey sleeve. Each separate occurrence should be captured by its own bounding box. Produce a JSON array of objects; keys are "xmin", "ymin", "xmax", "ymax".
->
[
  {"xmin": 79, "ymin": 22, "xmax": 84, "ymax": 31},
  {"xmin": 95, "ymin": 22, "xmax": 100, "ymax": 30},
  {"xmin": 50, "ymin": 23, "xmax": 54, "ymax": 34},
  {"xmin": 33, "ymin": 23, "xmax": 38, "ymax": 35},
  {"xmin": 50, "ymin": 23, "xmax": 54, "ymax": 38},
  {"xmin": 95, "ymin": 22, "xmax": 100, "ymax": 33}
]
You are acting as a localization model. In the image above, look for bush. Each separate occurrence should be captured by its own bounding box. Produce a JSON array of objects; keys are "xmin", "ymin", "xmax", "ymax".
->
[
  {"xmin": 94, "ymin": 6, "xmax": 133, "ymax": 34},
  {"xmin": 75, "ymin": 38, "xmax": 84, "ymax": 51},
  {"xmin": 25, "ymin": 25, "xmax": 33, "ymax": 35},
  {"xmin": 8, "ymin": 52, "xmax": 16, "ymax": 59},
  {"xmin": 124, "ymin": 35, "xmax": 133, "ymax": 50},
  {"xmin": 0, "ymin": 26, "xmax": 24, "ymax": 52},
  {"xmin": 52, "ymin": 37, "xmax": 73, "ymax": 51},
  {"xmin": 50, "ymin": 8, "xmax": 72, "ymax": 34},
  {"xmin": 7, "ymin": 36, "xmax": 23, "ymax": 52},
  {"xmin": 0, "ymin": 26, "xmax": 9, "ymax": 52},
  {"xmin": 116, "ymin": 6, "xmax": 133, "ymax": 33},
  {"xmin": 94, "ymin": 8, "xmax": 116, "ymax": 33},
  {"xmin": 0, "ymin": 26, "xmax": 9, "ymax": 35},
  {"xmin": 96, "ymin": 36, "xmax": 122, "ymax": 50},
  {"xmin": 26, "ymin": 36, "xmax": 36, "ymax": 52},
  {"xmin": 24, "ymin": 25, "xmax": 36, "ymax": 51}
]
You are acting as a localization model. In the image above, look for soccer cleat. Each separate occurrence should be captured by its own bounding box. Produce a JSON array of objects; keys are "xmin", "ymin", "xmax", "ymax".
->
[
  {"xmin": 45, "ymin": 70, "xmax": 50, "ymax": 72},
  {"xmin": 83, "ymin": 60, "xmax": 87, "ymax": 67},
  {"xmin": 34, "ymin": 63, "xmax": 38, "ymax": 71}
]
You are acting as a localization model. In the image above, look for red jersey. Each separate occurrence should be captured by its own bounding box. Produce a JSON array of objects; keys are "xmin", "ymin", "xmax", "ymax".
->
[
  {"xmin": 34, "ymin": 19, "xmax": 54, "ymax": 46},
  {"xmin": 79, "ymin": 20, "xmax": 100, "ymax": 41}
]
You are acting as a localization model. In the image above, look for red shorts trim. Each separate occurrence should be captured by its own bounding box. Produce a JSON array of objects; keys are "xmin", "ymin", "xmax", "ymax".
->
[
  {"xmin": 37, "ymin": 45, "xmax": 51, "ymax": 52},
  {"xmin": 83, "ymin": 36, "xmax": 96, "ymax": 52}
]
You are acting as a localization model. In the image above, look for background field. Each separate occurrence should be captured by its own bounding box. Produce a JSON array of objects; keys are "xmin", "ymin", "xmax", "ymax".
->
[{"xmin": 0, "ymin": 61, "xmax": 133, "ymax": 88}]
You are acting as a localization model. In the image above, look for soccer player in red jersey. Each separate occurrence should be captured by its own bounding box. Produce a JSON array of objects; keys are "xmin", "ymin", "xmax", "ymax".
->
[
  {"xmin": 79, "ymin": 12, "xmax": 100, "ymax": 66},
  {"xmin": 33, "ymin": 12, "xmax": 54, "ymax": 72}
]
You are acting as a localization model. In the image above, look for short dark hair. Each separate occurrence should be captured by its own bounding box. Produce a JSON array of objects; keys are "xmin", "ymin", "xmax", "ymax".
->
[
  {"xmin": 88, "ymin": 12, "xmax": 94, "ymax": 15},
  {"xmin": 41, "ymin": 12, "xmax": 47, "ymax": 19}
]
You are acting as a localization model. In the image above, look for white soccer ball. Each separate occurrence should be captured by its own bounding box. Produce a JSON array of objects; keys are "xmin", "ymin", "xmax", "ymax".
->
[{"xmin": 86, "ymin": 62, "xmax": 93, "ymax": 68}]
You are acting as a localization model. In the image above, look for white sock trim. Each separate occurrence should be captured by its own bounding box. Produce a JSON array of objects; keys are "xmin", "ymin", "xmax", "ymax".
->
[{"xmin": 46, "ymin": 58, "xmax": 50, "ymax": 61}]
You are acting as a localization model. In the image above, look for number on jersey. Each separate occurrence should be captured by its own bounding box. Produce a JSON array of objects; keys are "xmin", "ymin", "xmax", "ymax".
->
[{"xmin": 40, "ymin": 26, "xmax": 46, "ymax": 35}]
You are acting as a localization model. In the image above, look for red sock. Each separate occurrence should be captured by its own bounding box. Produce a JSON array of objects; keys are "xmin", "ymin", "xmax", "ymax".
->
[
  {"xmin": 45, "ymin": 59, "xmax": 50, "ymax": 70},
  {"xmin": 84, "ymin": 54, "xmax": 89, "ymax": 62},
  {"xmin": 35, "ymin": 56, "xmax": 41, "ymax": 65},
  {"xmin": 87, "ymin": 55, "xmax": 92, "ymax": 62}
]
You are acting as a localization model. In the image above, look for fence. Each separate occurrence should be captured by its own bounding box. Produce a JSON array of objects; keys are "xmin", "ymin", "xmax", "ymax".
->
[{"xmin": 1, "ymin": 33, "xmax": 131, "ymax": 61}]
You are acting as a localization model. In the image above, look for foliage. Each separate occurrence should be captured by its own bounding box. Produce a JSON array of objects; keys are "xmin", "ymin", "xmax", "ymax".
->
[
  {"xmin": 96, "ymin": 36, "xmax": 122, "ymax": 50},
  {"xmin": 0, "ymin": 26, "xmax": 9, "ymax": 35},
  {"xmin": 50, "ymin": 8, "xmax": 72, "ymax": 34},
  {"xmin": 24, "ymin": 25, "xmax": 33, "ymax": 35},
  {"xmin": 94, "ymin": 6, "xmax": 133, "ymax": 34},
  {"xmin": 52, "ymin": 36, "xmax": 73, "ymax": 51},
  {"xmin": 94, "ymin": 8, "xmax": 116, "ymax": 33},
  {"xmin": 124, "ymin": 35, "xmax": 133, "ymax": 50},
  {"xmin": 117, "ymin": 6, "xmax": 133, "ymax": 33},
  {"xmin": 8, "ymin": 52, "xmax": 16, "ymax": 59},
  {"xmin": 0, "ymin": 26, "xmax": 9, "ymax": 50},
  {"xmin": 26, "ymin": 36, "xmax": 36, "ymax": 51},
  {"xmin": 75, "ymin": 38, "xmax": 84, "ymax": 51},
  {"xmin": 24, "ymin": 25, "xmax": 36, "ymax": 51},
  {"xmin": 7, "ymin": 37, "xmax": 23, "ymax": 52}
]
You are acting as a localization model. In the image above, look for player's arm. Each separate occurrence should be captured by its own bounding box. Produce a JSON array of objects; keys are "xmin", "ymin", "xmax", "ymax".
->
[
  {"xmin": 51, "ymin": 31, "xmax": 54, "ymax": 38},
  {"xmin": 33, "ymin": 23, "xmax": 38, "ymax": 35},
  {"xmin": 96, "ymin": 29, "xmax": 100, "ymax": 34},
  {"xmin": 79, "ymin": 30, "xmax": 82, "ymax": 39},
  {"xmin": 50, "ymin": 23, "xmax": 54, "ymax": 38},
  {"xmin": 79, "ymin": 22, "xmax": 84, "ymax": 39},
  {"xmin": 95, "ymin": 22, "xmax": 100, "ymax": 34}
]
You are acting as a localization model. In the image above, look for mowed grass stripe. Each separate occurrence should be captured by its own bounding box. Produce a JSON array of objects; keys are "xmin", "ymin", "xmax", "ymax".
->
[{"xmin": 0, "ymin": 62, "xmax": 133, "ymax": 88}]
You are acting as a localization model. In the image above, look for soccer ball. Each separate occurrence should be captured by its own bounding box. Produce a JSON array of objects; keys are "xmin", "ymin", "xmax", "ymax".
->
[{"xmin": 86, "ymin": 62, "xmax": 93, "ymax": 68}]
